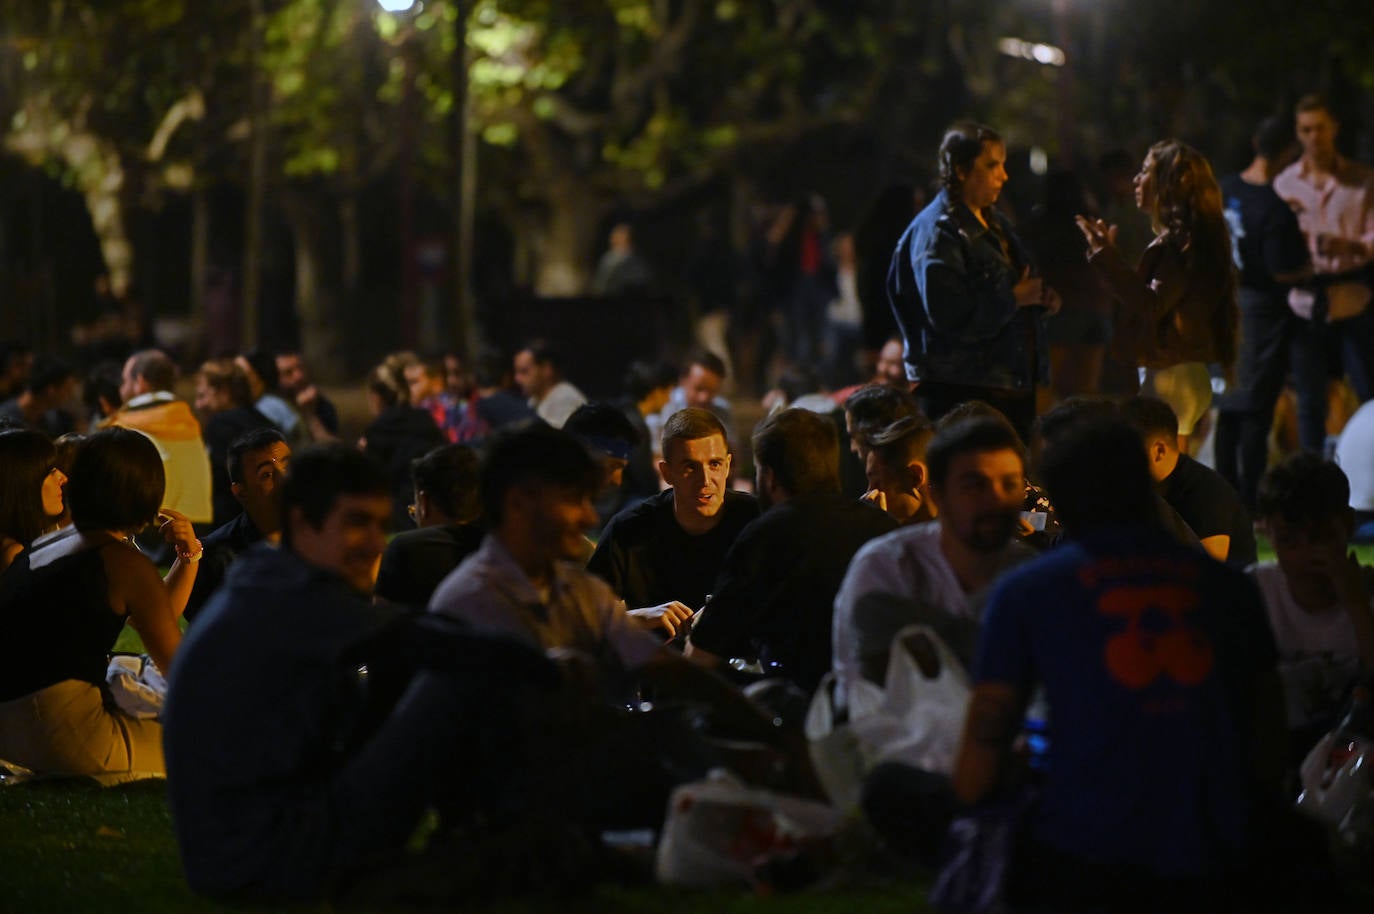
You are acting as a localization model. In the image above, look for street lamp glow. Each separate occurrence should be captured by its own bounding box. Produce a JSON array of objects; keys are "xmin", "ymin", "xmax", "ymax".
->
[
  {"xmin": 377, "ymin": 0, "xmax": 416, "ymax": 11},
  {"xmin": 997, "ymin": 37, "xmax": 1066, "ymax": 67}
]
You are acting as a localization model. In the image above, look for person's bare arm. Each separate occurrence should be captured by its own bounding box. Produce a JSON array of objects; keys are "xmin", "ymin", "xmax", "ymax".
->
[
  {"xmin": 0, "ymin": 539, "xmax": 21, "ymax": 575},
  {"xmin": 952, "ymin": 681, "xmax": 1026, "ymax": 805},
  {"xmin": 295, "ymin": 385, "xmax": 339, "ymax": 442},
  {"xmin": 626, "ymin": 601, "xmax": 695, "ymax": 636},
  {"xmin": 103, "ymin": 544, "xmax": 181, "ymax": 675},
  {"xmin": 156, "ymin": 509, "xmax": 201, "ymax": 618}
]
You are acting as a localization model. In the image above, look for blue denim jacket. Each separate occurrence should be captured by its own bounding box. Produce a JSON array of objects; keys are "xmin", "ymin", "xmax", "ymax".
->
[{"xmin": 886, "ymin": 189, "xmax": 1048, "ymax": 392}]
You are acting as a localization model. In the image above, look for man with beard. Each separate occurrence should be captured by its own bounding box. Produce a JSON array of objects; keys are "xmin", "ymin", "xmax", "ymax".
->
[
  {"xmin": 832, "ymin": 416, "xmax": 1034, "ymax": 693},
  {"xmin": 685, "ymin": 408, "xmax": 897, "ymax": 694}
]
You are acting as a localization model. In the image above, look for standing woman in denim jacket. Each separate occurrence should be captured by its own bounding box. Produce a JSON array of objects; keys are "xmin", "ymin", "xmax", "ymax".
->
[
  {"xmin": 1078, "ymin": 140, "xmax": 1239, "ymax": 450},
  {"xmin": 887, "ymin": 121, "xmax": 1059, "ymax": 443}
]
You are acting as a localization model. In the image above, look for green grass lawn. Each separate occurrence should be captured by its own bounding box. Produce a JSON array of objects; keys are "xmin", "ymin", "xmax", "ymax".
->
[
  {"xmin": 14, "ymin": 531, "xmax": 1373, "ymax": 912},
  {"xmin": 0, "ymin": 780, "xmax": 930, "ymax": 914}
]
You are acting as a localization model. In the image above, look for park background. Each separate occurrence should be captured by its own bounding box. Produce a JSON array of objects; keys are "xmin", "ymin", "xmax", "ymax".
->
[{"xmin": 3, "ymin": 0, "xmax": 1374, "ymax": 391}]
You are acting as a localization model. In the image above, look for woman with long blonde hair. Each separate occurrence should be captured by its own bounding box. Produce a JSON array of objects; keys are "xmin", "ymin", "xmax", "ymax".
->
[{"xmin": 1078, "ymin": 140, "xmax": 1239, "ymax": 447}]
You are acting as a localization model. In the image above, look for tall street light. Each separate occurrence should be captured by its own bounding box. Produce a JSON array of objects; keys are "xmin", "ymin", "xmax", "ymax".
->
[
  {"xmin": 450, "ymin": 0, "xmax": 475, "ymax": 363},
  {"xmin": 377, "ymin": 0, "xmax": 419, "ymax": 348}
]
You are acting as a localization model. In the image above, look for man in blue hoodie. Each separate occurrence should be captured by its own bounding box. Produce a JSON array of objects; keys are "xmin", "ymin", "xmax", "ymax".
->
[{"xmin": 162, "ymin": 444, "xmax": 556, "ymax": 902}]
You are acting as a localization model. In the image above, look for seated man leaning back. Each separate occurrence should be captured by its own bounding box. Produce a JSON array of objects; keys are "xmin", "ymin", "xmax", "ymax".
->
[{"xmin": 588, "ymin": 407, "xmax": 760, "ymax": 636}]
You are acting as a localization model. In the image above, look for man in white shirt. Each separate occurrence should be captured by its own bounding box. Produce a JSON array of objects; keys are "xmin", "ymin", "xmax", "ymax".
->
[
  {"xmin": 512, "ymin": 340, "xmax": 587, "ymax": 429},
  {"xmin": 1250, "ymin": 453, "xmax": 1374, "ymax": 742},
  {"xmin": 1273, "ymin": 95, "xmax": 1374, "ymax": 453},
  {"xmin": 832, "ymin": 416, "xmax": 1034, "ymax": 694}
]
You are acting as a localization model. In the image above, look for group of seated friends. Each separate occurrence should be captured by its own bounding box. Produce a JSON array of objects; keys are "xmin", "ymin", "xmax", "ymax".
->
[{"xmin": 0, "ymin": 348, "xmax": 1370, "ymax": 911}]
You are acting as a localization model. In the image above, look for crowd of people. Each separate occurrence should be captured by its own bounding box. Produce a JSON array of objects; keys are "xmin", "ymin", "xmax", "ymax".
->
[{"xmin": 1, "ymin": 95, "xmax": 1374, "ymax": 911}]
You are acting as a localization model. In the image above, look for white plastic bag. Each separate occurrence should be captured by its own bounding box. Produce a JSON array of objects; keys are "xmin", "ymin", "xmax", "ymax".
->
[
  {"xmin": 106, "ymin": 654, "xmax": 167, "ymax": 719},
  {"xmin": 804, "ymin": 673, "xmax": 885, "ymax": 812},
  {"xmin": 804, "ymin": 625, "xmax": 971, "ymax": 810},
  {"xmin": 1297, "ymin": 729, "xmax": 1374, "ymax": 833},
  {"xmin": 654, "ymin": 768, "xmax": 844, "ymax": 887}
]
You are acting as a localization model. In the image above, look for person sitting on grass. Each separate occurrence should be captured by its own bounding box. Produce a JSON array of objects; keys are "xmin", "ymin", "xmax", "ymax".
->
[
  {"xmin": 183, "ymin": 427, "xmax": 290, "ymax": 621},
  {"xmin": 1250, "ymin": 453, "xmax": 1374, "ymax": 753},
  {"xmin": 954, "ymin": 417, "xmax": 1286, "ymax": 911},
  {"xmin": 861, "ymin": 413, "xmax": 937, "ymax": 526},
  {"xmin": 842, "ymin": 383, "xmax": 921, "ymax": 497},
  {"xmin": 0, "ymin": 428, "xmax": 67, "ymax": 574},
  {"xmin": 564, "ymin": 400, "xmax": 643, "ymax": 533},
  {"xmin": 374, "ymin": 442, "xmax": 485, "ymax": 609},
  {"xmin": 588, "ymin": 407, "xmax": 759, "ymax": 635},
  {"xmin": 429, "ymin": 423, "xmax": 786, "ymax": 735},
  {"xmin": 0, "ymin": 427, "xmax": 200, "ymax": 781},
  {"xmin": 1122, "ymin": 395, "xmax": 1257, "ymax": 568},
  {"xmin": 685, "ymin": 407, "xmax": 897, "ymax": 694},
  {"xmin": 164, "ymin": 444, "xmax": 562, "ymax": 902}
]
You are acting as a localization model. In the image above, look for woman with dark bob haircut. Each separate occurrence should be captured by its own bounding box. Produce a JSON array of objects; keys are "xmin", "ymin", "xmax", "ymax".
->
[
  {"xmin": 0, "ymin": 428, "xmax": 67, "ymax": 574},
  {"xmin": 0, "ymin": 427, "xmax": 202, "ymax": 781}
]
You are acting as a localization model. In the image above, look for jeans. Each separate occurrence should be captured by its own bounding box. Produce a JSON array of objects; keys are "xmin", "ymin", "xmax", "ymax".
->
[
  {"xmin": 1290, "ymin": 307, "xmax": 1374, "ymax": 453},
  {"xmin": 1215, "ymin": 288, "xmax": 1295, "ymax": 508}
]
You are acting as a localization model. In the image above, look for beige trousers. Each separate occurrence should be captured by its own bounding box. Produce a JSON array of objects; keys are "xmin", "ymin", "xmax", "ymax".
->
[
  {"xmin": 0, "ymin": 679, "xmax": 164, "ymax": 782},
  {"xmin": 1142, "ymin": 361, "xmax": 1213, "ymax": 435}
]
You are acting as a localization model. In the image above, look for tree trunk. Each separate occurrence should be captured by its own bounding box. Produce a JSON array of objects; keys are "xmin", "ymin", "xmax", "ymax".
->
[
  {"xmin": 282, "ymin": 192, "xmax": 343, "ymax": 380},
  {"xmin": 242, "ymin": 0, "xmax": 268, "ymax": 350},
  {"xmin": 335, "ymin": 192, "xmax": 361, "ymax": 380},
  {"xmin": 189, "ymin": 186, "xmax": 209, "ymax": 327},
  {"xmin": 450, "ymin": 0, "xmax": 478, "ymax": 359},
  {"xmin": 4, "ymin": 96, "xmax": 133, "ymax": 331},
  {"xmin": 532, "ymin": 179, "xmax": 603, "ymax": 296}
]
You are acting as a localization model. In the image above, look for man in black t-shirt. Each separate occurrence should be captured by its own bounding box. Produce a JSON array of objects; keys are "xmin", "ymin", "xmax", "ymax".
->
[
  {"xmin": 1123, "ymin": 397, "xmax": 1257, "ymax": 569},
  {"xmin": 588, "ymin": 408, "xmax": 758, "ymax": 633},
  {"xmin": 686, "ymin": 408, "xmax": 896, "ymax": 693},
  {"xmin": 374, "ymin": 443, "xmax": 485, "ymax": 609},
  {"xmin": 1215, "ymin": 117, "xmax": 1311, "ymax": 510}
]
